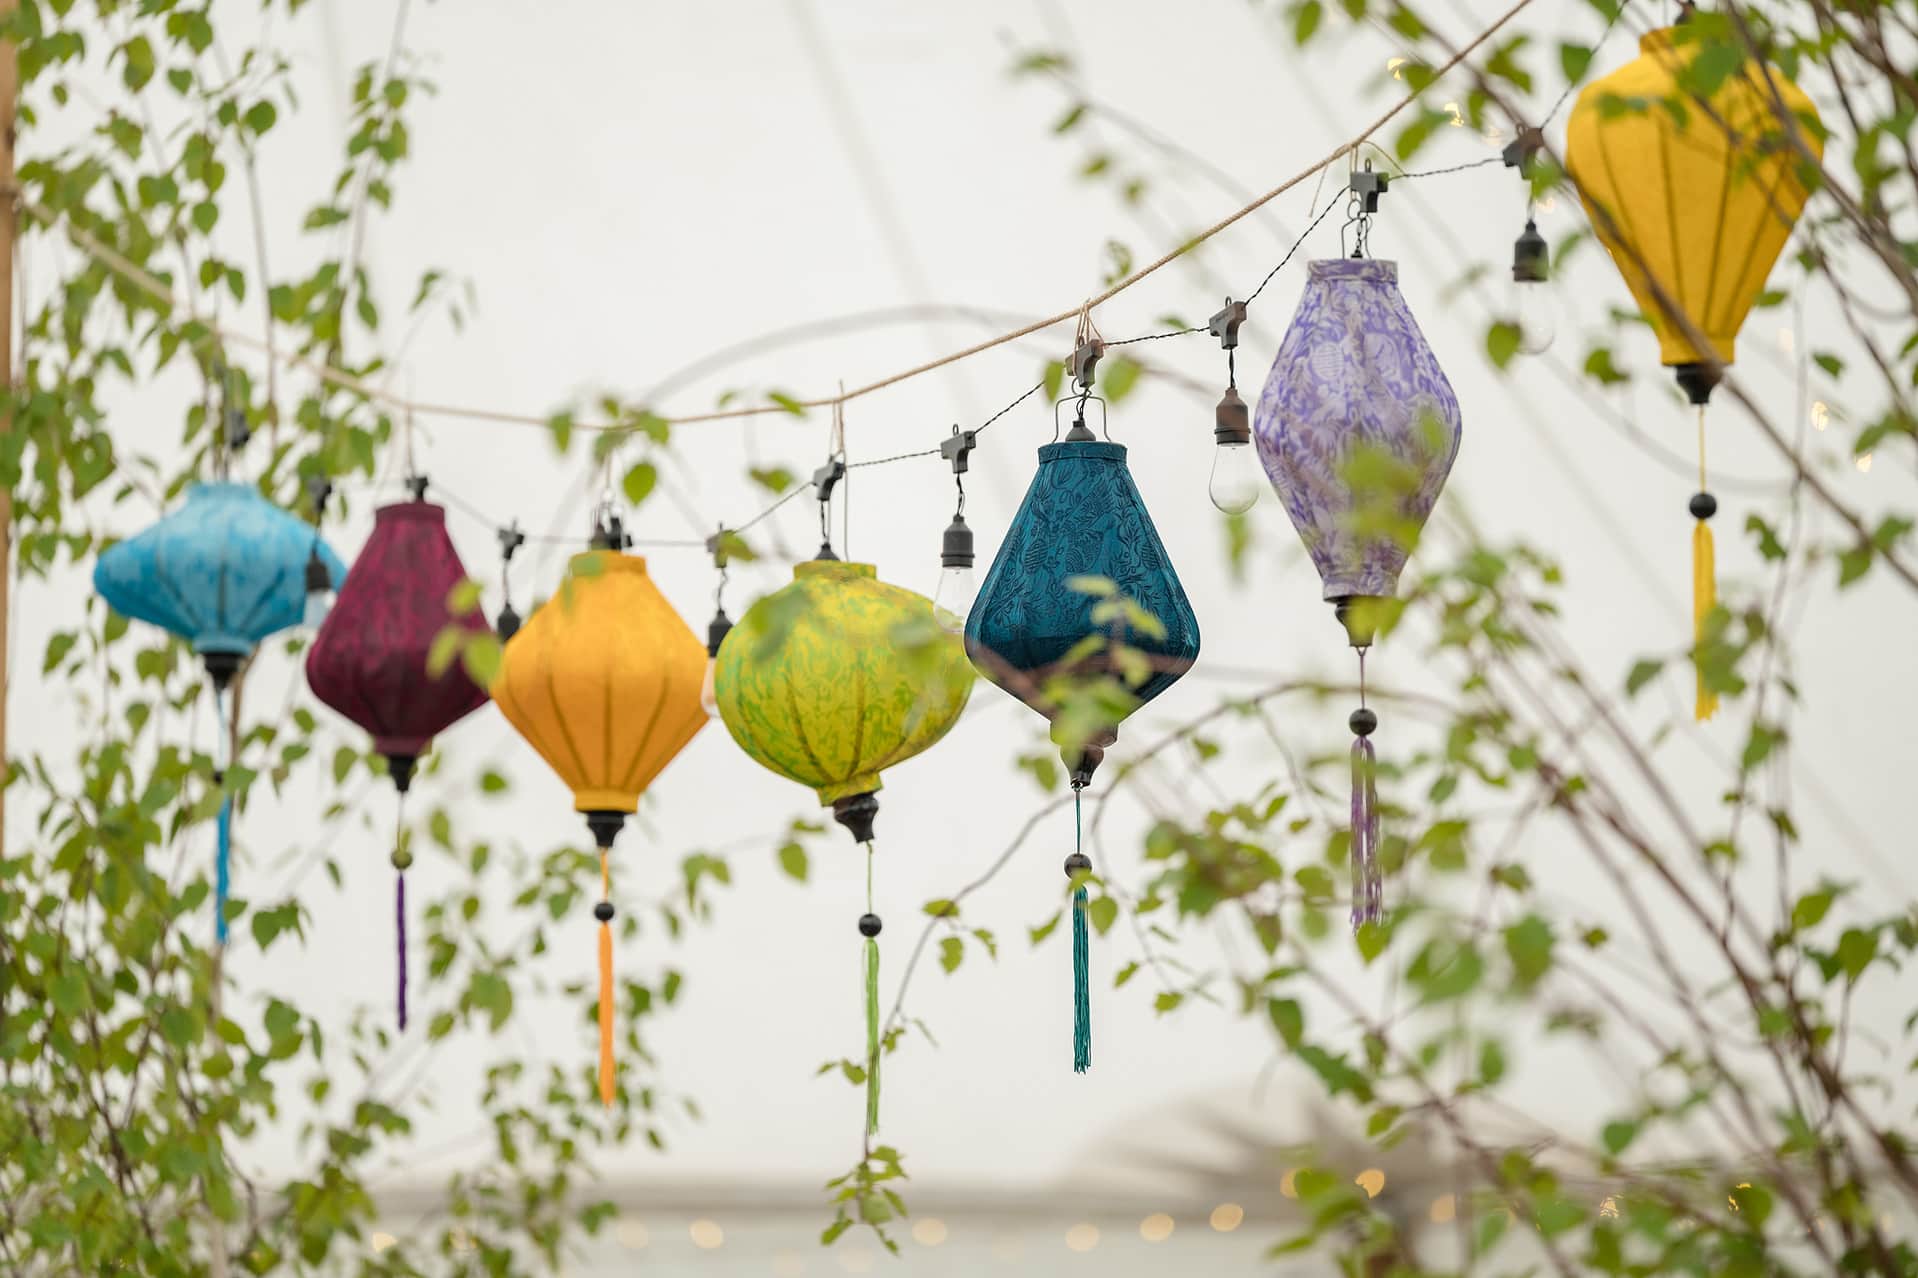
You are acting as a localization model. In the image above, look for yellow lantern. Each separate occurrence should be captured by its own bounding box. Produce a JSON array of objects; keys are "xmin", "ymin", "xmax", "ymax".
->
[
  {"xmin": 493, "ymin": 549, "xmax": 707, "ymax": 1105},
  {"xmin": 1566, "ymin": 24, "xmax": 1822, "ymax": 719},
  {"xmin": 713, "ymin": 556, "xmax": 973, "ymax": 1133}
]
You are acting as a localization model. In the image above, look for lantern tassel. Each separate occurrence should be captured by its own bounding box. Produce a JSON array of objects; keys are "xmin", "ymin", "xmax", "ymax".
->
[
  {"xmin": 1693, "ymin": 405, "xmax": 1718, "ymax": 722},
  {"xmin": 863, "ymin": 934, "xmax": 881, "ymax": 1136},
  {"xmin": 215, "ymin": 793, "xmax": 232, "ymax": 946},
  {"xmin": 1693, "ymin": 518, "xmax": 1717, "ymax": 721},
  {"xmin": 1350, "ymin": 735, "xmax": 1382, "ymax": 929},
  {"xmin": 860, "ymin": 841, "xmax": 882, "ymax": 1135},
  {"xmin": 395, "ymin": 871, "xmax": 408, "ymax": 1032},
  {"xmin": 597, "ymin": 849, "xmax": 615, "ymax": 1107},
  {"xmin": 1071, "ymin": 784, "xmax": 1091, "ymax": 1074}
]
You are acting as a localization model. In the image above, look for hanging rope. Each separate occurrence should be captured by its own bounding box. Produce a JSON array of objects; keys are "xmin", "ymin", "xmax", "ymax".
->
[{"xmin": 9, "ymin": 0, "xmax": 1537, "ymax": 434}]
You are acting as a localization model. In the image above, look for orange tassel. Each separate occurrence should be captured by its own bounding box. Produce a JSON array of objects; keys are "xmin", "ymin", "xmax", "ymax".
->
[
  {"xmin": 597, "ymin": 920, "xmax": 615, "ymax": 1105},
  {"xmin": 597, "ymin": 848, "xmax": 615, "ymax": 1106}
]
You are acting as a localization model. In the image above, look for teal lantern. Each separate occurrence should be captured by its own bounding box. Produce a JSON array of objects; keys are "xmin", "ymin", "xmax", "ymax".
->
[
  {"xmin": 94, "ymin": 480, "xmax": 348, "ymax": 942},
  {"xmin": 964, "ymin": 403, "xmax": 1200, "ymax": 1073}
]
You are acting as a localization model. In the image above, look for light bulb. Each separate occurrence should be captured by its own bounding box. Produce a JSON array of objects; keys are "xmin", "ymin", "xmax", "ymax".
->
[
  {"xmin": 1208, "ymin": 438, "xmax": 1261, "ymax": 514},
  {"xmin": 1509, "ymin": 217, "xmax": 1555, "ymax": 355},
  {"xmin": 933, "ymin": 564, "xmax": 976, "ymax": 633},
  {"xmin": 1209, "ymin": 385, "xmax": 1261, "ymax": 514},
  {"xmin": 699, "ymin": 659, "xmax": 721, "ymax": 719},
  {"xmin": 1512, "ymin": 283, "xmax": 1557, "ymax": 355}
]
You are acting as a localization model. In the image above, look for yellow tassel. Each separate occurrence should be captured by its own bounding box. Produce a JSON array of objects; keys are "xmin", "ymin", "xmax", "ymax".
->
[{"xmin": 1693, "ymin": 518, "xmax": 1718, "ymax": 722}]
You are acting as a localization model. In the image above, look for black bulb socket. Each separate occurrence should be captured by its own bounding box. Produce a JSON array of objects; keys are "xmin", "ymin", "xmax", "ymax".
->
[
  {"xmin": 858, "ymin": 913, "xmax": 882, "ymax": 938},
  {"xmin": 1512, "ymin": 219, "xmax": 1549, "ymax": 284},
  {"xmin": 1215, "ymin": 385, "xmax": 1251, "ymax": 446},
  {"xmin": 1690, "ymin": 492, "xmax": 1718, "ymax": 521},
  {"xmin": 496, "ymin": 602, "xmax": 521, "ymax": 642},
  {"xmin": 707, "ymin": 608, "xmax": 733, "ymax": 659},
  {"xmin": 941, "ymin": 514, "xmax": 974, "ymax": 569},
  {"xmin": 304, "ymin": 548, "xmax": 330, "ymax": 594}
]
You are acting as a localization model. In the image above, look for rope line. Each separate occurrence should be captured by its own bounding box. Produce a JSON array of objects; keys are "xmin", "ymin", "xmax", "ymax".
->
[{"xmin": 8, "ymin": 0, "xmax": 1535, "ymax": 434}]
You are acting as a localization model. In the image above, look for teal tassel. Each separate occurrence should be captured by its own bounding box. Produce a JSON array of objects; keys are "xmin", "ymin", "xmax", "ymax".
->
[
  {"xmin": 1071, "ymin": 785, "xmax": 1091, "ymax": 1073},
  {"xmin": 1072, "ymin": 883, "xmax": 1091, "ymax": 1072},
  {"xmin": 214, "ymin": 792, "xmax": 232, "ymax": 945},
  {"xmin": 863, "ymin": 936, "xmax": 880, "ymax": 1135}
]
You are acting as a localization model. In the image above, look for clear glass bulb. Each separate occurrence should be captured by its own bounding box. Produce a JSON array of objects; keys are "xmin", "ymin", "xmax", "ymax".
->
[
  {"xmin": 1512, "ymin": 281, "xmax": 1557, "ymax": 355},
  {"xmin": 699, "ymin": 658, "xmax": 721, "ymax": 719},
  {"xmin": 1208, "ymin": 439, "xmax": 1262, "ymax": 514},
  {"xmin": 303, "ymin": 590, "xmax": 331, "ymax": 630},
  {"xmin": 932, "ymin": 565, "xmax": 976, "ymax": 634}
]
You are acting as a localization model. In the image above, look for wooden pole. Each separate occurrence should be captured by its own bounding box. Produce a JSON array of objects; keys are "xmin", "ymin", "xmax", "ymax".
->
[{"xmin": 1, "ymin": 7, "xmax": 17, "ymax": 857}]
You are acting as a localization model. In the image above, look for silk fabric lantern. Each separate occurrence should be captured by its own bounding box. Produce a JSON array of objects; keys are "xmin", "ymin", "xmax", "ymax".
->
[
  {"xmin": 305, "ymin": 486, "xmax": 492, "ymax": 1030},
  {"xmin": 965, "ymin": 410, "xmax": 1201, "ymax": 1073},
  {"xmin": 1254, "ymin": 257, "xmax": 1462, "ymax": 931},
  {"xmin": 1567, "ymin": 25, "xmax": 1822, "ymax": 719},
  {"xmin": 492, "ymin": 549, "xmax": 708, "ymax": 1105},
  {"xmin": 94, "ymin": 480, "xmax": 348, "ymax": 943},
  {"xmin": 714, "ymin": 557, "xmax": 973, "ymax": 1132}
]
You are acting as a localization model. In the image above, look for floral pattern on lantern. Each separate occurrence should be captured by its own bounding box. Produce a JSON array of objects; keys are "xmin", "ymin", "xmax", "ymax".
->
[{"xmin": 1253, "ymin": 258, "xmax": 1461, "ymax": 607}]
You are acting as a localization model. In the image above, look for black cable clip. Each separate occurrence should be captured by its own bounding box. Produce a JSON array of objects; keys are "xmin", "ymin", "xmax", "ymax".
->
[{"xmin": 1208, "ymin": 298, "xmax": 1247, "ymax": 351}]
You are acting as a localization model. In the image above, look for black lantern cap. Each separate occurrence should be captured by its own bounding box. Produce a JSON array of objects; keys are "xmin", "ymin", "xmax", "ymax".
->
[
  {"xmin": 585, "ymin": 810, "xmax": 626, "ymax": 850},
  {"xmin": 1334, "ymin": 595, "xmax": 1380, "ymax": 649},
  {"xmin": 1674, "ymin": 362, "xmax": 1721, "ymax": 405},
  {"xmin": 832, "ymin": 792, "xmax": 879, "ymax": 844},
  {"xmin": 386, "ymin": 753, "xmax": 418, "ymax": 794},
  {"xmin": 203, "ymin": 650, "xmax": 243, "ymax": 692}
]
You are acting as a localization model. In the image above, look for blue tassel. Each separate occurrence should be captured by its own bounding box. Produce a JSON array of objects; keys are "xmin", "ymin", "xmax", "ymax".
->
[{"xmin": 215, "ymin": 790, "xmax": 232, "ymax": 945}]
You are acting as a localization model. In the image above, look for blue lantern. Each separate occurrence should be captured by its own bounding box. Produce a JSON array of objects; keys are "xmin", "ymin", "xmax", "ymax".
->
[
  {"xmin": 964, "ymin": 407, "xmax": 1200, "ymax": 1073},
  {"xmin": 94, "ymin": 480, "xmax": 347, "ymax": 942}
]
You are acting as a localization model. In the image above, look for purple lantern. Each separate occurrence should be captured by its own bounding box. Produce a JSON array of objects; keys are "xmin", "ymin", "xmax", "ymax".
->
[{"xmin": 1253, "ymin": 257, "xmax": 1462, "ymax": 928}]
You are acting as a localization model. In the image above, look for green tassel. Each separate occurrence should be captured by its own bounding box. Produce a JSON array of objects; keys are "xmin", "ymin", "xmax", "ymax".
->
[
  {"xmin": 863, "ymin": 936, "xmax": 881, "ymax": 1135},
  {"xmin": 1072, "ymin": 884, "xmax": 1091, "ymax": 1073}
]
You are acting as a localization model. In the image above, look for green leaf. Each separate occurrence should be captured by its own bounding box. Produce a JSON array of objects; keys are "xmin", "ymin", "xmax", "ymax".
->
[
  {"xmin": 1836, "ymin": 927, "xmax": 1877, "ymax": 982},
  {"xmin": 1293, "ymin": 0, "xmax": 1324, "ymax": 44},
  {"xmin": 1601, "ymin": 1118, "xmax": 1639, "ymax": 1155},
  {"xmin": 939, "ymin": 937, "xmax": 964, "ymax": 974},
  {"xmin": 777, "ymin": 841, "xmax": 809, "ymax": 882},
  {"xmin": 1267, "ymin": 997, "xmax": 1304, "ymax": 1047},
  {"xmin": 1624, "ymin": 658, "xmax": 1663, "ymax": 698},
  {"xmin": 1086, "ymin": 895, "xmax": 1119, "ymax": 935},
  {"xmin": 1559, "ymin": 42, "xmax": 1594, "ymax": 82},
  {"xmin": 1485, "ymin": 320, "xmax": 1521, "ymax": 369},
  {"xmin": 621, "ymin": 461, "xmax": 658, "ymax": 506},
  {"xmin": 1102, "ymin": 356, "xmax": 1142, "ymax": 402},
  {"xmin": 1790, "ymin": 887, "xmax": 1835, "ymax": 932},
  {"xmin": 1503, "ymin": 916, "xmax": 1555, "ymax": 989}
]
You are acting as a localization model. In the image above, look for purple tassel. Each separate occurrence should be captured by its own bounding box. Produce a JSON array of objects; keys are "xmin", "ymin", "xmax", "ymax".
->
[
  {"xmin": 1350, "ymin": 737, "xmax": 1382, "ymax": 929},
  {"xmin": 396, "ymin": 873, "xmax": 409, "ymax": 1031}
]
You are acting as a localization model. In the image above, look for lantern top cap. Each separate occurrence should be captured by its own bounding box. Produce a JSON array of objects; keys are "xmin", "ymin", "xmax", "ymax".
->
[
  {"xmin": 566, "ymin": 549, "xmax": 649, "ymax": 578},
  {"xmin": 1308, "ymin": 258, "xmax": 1398, "ymax": 283},
  {"xmin": 794, "ymin": 559, "xmax": 876, "ymax": 583},
  {"xmin": 374, "ymin": 498, "xmax": 447, "ymax": 525},
  {"xmin": 1037, "ymin": 439, "xmax": 1127, "ymax": 465}
]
